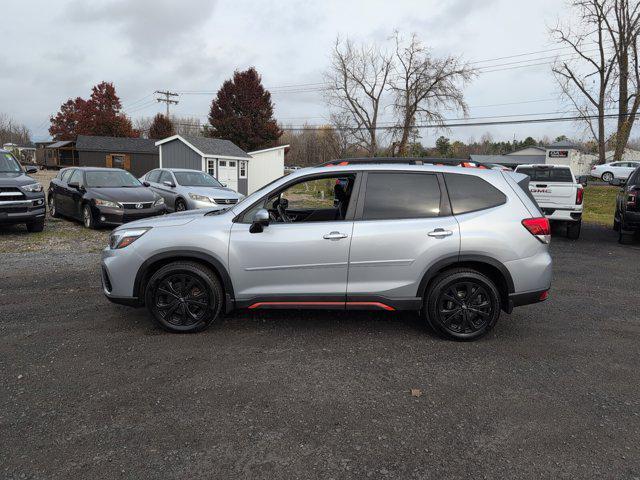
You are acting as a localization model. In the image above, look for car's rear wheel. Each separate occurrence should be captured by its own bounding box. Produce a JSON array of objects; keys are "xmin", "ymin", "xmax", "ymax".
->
[
  {"xmin": 618, "ymin": 220, "xmax": 634, "ymax": 244},
  {"xmin": 613, "ymin": 211, "xmax": 621, "ymax": 231},
  {"xmin": 145, "ymin": 261, "xmax": 223, "ymax": 333},
  {"xmin": 175, "ymin": 198, "xmax": 187, "ymax": 212},
  {"xmin": 48, "ymin": 193, "xmax": 60, "ymax": 218},
  {"xmin": 566, "ymin": 220, "xmax": 581, "ymax": 240},
  {"xmin": 602, "ymin": 172, "xmax": 614, "ymax": 182},
  {"xmin": 425, "ymin": 268, "xmax": 500, "ymax": 341}
]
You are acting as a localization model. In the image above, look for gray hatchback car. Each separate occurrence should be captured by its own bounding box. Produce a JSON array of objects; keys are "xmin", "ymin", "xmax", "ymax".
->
[
  {"xmin": 102, "ymin": 159, "xmax": 552, "ymax": 341},
  {"xmin": 140, "ymin": 168, "xmax": 244, "ymax": 212}
]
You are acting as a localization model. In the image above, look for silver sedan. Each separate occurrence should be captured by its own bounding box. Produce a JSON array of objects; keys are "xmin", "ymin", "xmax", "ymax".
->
[{"xmin": 140, "ymin": 168, "xmax": 244, "ymax": 212}]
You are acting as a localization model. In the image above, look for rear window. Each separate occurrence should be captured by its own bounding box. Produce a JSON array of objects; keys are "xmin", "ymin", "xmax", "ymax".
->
[
  {"xmin": 444, "ymin": 173, "xmax": 507, "ymax": 215},
  {"xmin": 517, "ymin": 167, "xmax": 573, "ymax": 182},
  {"xmin": 362, "ymin": 173, "xmax": 441, "ymax": 220},
  {"xmin": 628, "ymin": 167, "xmax": 640, "ymax": 185},
  {"xmin": 516, "ymin": 177, "xmax": 543, "ymax": 215}
]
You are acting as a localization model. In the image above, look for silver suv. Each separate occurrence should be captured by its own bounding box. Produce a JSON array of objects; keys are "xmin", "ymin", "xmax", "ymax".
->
[{"xmin": 102, "ymin": 159, "xmax": 552, "ymax": 341}]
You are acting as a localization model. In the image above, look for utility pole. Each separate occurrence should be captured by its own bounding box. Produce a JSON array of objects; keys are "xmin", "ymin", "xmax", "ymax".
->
[{"xmin": 154, "ymin": 90, "xmax": 179, "ymax": 117}]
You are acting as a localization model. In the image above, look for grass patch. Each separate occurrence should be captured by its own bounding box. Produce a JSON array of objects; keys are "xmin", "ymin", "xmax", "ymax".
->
[{"xmin": 583, "ymin": 185, "xmax": 618, "ymax": 226}]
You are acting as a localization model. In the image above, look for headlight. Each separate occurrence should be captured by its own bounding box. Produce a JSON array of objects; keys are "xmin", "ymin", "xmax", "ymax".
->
[
  {"xmin": 189, "ymin": 193, "xmax": 215, "ymax": 203},
  {"xmin": 109, "ymin": 228, "xmax": 151, "ymax": 249},
  {"xmin": 154, "ymin": 197, "xmax": 165, "ymax": 206},
  {"xmin": 95, "ymin": 198, "xmax": 122, "ymax": 209},
  {"xmin": 21, "ymin": 183, "xmax": 43, "ymax": 192}
]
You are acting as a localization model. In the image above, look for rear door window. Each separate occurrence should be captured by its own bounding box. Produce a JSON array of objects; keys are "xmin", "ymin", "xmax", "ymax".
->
[
  {"xmin": 444, "ymin": 173, "xmax": 507, "ymax": 215},
  {"xmin": 516, "ymin": 167, "xmax": 573, "ymax": 182},
  {"xmin": 146, "ymin": 170, "xmax": 161, "ymax": 183},
  {"xmin": 362, "ymin": 173, "xmax": 441, "ymax": 220},
  {"xmin": 60, "ymin": 169, "xmax": 74, "ymax": 183}
]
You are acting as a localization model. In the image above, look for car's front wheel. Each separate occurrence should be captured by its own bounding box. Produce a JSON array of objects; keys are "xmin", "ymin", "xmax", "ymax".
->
[
  {"xmin": 82, "ymin": 204, "xmax": 96, "ymax": 229},
  {"xmin": 26, "ymin": 217, "xmax": 44, "ymax": 233},
  {"xmin": 425, "ymin": 268, "xmax": 501, "ymax": 341},
  {"xmin": 145, "ymin": 261, "xmax": 223, "ymax": 333},
  {"xmin": 175, "ymin": 198, "xmax": 187, "ymax": 212},
  {"xmin": 48, "ymin": 193, "xmax": 60, "ymax": 218}
]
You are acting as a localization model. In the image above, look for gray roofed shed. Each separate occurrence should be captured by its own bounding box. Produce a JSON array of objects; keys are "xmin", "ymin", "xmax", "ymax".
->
[
  {"xmin": 178, "ymin": 135, "xmax": 251, "ymax": 158},
  {"xmin": 76, "ymin": 135, "xmax": 158, "ymax": 154}
]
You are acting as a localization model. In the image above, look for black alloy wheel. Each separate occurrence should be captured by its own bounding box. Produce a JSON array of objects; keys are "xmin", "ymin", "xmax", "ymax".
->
[
  {"xmin": 146, "ymin": 261, "xmax": 222, "ymax": 333},
  {"xmin": 175, "ymin": 198, "xmax": 187, "ymax": 212},
  {"xmin": 426, "ymin": 269, "xmax": 500, "ymax": 341}
]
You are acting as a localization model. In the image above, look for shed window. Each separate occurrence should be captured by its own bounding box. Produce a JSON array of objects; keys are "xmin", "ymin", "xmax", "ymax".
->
[
  {"xmin": 229, "ymin": 161, "xmax": 236, "ymax": 167},
  {"xmin": 207, "ymin": 159, "xmax": 216, "ymax": 176},
  {"xmin": 239, "ymin": 161, "xmax": 247, "ymax": 178},
  {"xmin": 219, "ymin": 160, "xmax": 227, "ymax": 167},
  {"xmin": 111, "ymin": 155, "xmax": 126, "ymax": 168}
]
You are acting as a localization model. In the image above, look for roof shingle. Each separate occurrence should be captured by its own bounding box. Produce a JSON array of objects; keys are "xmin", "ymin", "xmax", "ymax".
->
[
  {"xmin": 76, "ymin": 135, "xmax": 158, "ymax": 154},
  {"xmin": 180, "ymin": 135, "xmax": 251, "ymax": 158}
]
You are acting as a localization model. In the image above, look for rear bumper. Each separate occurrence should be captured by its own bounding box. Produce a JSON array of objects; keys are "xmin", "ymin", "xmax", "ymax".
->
[
  {"xmin": 507, "ymin": 289, "xmax": 549, "ymax": 312},
  {"xmin": 542, "ymin": 207, "xmax": 582, "ymax": 222}
]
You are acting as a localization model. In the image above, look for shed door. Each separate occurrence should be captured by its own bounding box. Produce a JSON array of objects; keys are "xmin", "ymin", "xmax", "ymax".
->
[{"xmin": 218, "ymin": 160, "xmax": 238, "ymax": 191}]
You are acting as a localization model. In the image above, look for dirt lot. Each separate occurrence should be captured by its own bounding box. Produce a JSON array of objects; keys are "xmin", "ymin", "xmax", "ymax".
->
[{"xmin": 1, "ymin": 220, "xmax": 639, "ymax": 479}]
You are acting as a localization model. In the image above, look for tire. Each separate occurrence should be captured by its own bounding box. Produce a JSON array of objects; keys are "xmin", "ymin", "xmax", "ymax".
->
[
  {"xmin": 175, "ymin": 198, "xmax": 187, "ymax": 212},
  {"xmin": 566, "ymin": 220, "xmax": 581, "ymax": 240},
  {"xmin": 602, "ymin": 172, "xmax": 614, "ymax": 182},
  {"xmin": 26, "ymin": 217, "xmax": 44, "ymax": 233},
  {"xmin": 613, "ymin": 211, "xmax": 621, "ymax": 231},
  {"xmin": 425, "ymin": 268, "xmax": 501, "ymax": 341},
  {"xmin": 82, "ymin": 204, "xmax": 96, "ymax": 229},
  {"xmin": 145, "ymin": 261, "xmax": 223, "ymax": 333},
  {"xmin": 48, "ymin": 193, "xmax": 60, "ymax": 218},
  {"xmin": 618, "ymin": 219, "xmax": 634, "ymax": 244}
]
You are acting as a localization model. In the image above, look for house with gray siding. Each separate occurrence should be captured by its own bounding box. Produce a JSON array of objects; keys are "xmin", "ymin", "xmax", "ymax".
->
[
  {"xmin": 76, "ymin": 135, "xmax": 159, "ymax": 178},
  {"xmin": 156, "ymin": 135, "xmax": 286, "ymax": 195}
]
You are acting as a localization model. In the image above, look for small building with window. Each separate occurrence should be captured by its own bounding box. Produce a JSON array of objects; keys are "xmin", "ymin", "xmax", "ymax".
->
[
  {"xmin": 155, "ymin": 135, "xmax": 286, "ymax": 195},
  {"xmin": 75, "ymin": 135, "xmax": 159, "ymax": 178}
]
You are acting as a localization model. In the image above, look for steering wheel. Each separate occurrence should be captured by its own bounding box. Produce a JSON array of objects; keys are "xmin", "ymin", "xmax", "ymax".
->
[{"xmin": 272, "ymin": 197, "xmax": 291, "ymax": 223}]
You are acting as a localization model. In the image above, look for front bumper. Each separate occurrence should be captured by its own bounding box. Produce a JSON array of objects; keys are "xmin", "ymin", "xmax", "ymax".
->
[
  {"xmin": 0, "ymin": 197, "xmax": 46, "ymax": 225},
  {"xmin": 94, "ymin": 204, "xmax": 167, "ymax": 226},
  {"xmin": 101, "ymin": 245, "xmax": 146, "ymax": 306}
]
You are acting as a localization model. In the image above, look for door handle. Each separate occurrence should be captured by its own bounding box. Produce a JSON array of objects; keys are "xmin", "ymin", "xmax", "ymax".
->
[
  {"xmin": 428, "ymin": 228, "xmax": 453, "ymax": 238},
  {"xmin": 323, "ymin": 231, "xmax": 348, "ymax": 240}
]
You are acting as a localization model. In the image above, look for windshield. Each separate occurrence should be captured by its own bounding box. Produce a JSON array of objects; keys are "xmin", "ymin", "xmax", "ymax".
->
[
  {"xmin": 517, "ymin": 167, "xmax": 573, "ymax": 183},
  {"xmin": 0, "ymin": 152, "xmax": 21, "ymax": 173},
  {"xmin": 85, "ymin": 170, "xmax": 142, "ymax": 188},
  {"xmin": 174, "ymin": 171, "xmax": 222, "ymax": 187}
]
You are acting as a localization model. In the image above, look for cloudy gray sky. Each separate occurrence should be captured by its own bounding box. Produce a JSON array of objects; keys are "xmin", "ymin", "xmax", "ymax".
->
[{"xmin": 3, "ymin": 0, "xmax": 600, "ymax": 144}]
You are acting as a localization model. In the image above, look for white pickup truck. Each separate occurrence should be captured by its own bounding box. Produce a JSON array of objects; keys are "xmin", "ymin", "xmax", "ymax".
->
[{"xmin": 514, "ymin": 164, "xmax": 584, "ymax": 239}]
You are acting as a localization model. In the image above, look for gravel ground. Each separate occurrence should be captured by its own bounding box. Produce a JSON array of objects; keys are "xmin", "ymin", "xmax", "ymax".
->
[{"xmin": 1, "ymin": 223, "xmax": 639, "ymax": 479}]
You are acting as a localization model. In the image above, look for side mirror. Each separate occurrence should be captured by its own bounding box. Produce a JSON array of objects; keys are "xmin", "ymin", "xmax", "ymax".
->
[
  {"xmin": 143, "ymin": 181, "xmax": 150, "ymax": 187},
  {"xmin": 25, "ymin": 165, "xmax": 38, "ymax": 174},
  {"xmin": 249, "ymin": 208, "xmax": 270, "ymax": 234},
  {"xmin": 221, "ymin": 183, "xmax": 228, "ymax": 188},
  {"xmin": 163, "ymin": 180, "xmax": 175, "ymax": 188},
  {"xmin": 68, "ymin": 181, "xmax": 80, "ymax": 190}
]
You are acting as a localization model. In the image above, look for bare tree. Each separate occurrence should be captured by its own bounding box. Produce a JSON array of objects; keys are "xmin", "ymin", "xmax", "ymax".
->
[
  {"xmin": 602, "ymin": 0, "xmax": 640, "ymax": 160},
  {"xmin": 390, "ymin": 32, "xmax": 476, "ymax": 156},
  {"xmin": 324, "ymin": 38, "xmax": 393, "ymax": 156},
  {"xmin": 552, "ymin": 0, "xmax": 617, "ymax": 164}
]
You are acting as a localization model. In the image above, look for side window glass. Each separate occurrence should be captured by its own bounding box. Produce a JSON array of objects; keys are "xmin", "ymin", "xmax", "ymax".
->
[
  {"xmin": 147, "ymin": 170, "xmax": 160, "ymax": 183},
  {"xmin": 68, "ymin": 169, "xmax": 83, "ymax": 186},
  {"xmin": 61, "ymin": 169, "xmax": 73, "ymax": 183},
  {"xmin": 444, "ymin": 173, "xmax": 507, "ymax": 215},
  {"xmin": 362, "ymin": 173, "xmax": 441, "ymax": 220},
  {"xmin": 159, "ymin": 171, "xmax": 172, "ymax": 184}
]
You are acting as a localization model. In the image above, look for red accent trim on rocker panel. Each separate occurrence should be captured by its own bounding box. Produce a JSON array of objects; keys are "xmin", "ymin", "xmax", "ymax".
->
[{"xmin": 247, "ymin": 301, "xmax": 396, "ymax": 311}]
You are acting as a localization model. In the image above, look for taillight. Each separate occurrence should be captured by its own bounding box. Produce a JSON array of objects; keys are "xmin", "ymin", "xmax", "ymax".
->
[
  {"xmin": 628, "ymin": 191, "xmax": 638, "ymax": 207},
  {"xmin": 522, "ymin": 217, "xmax": 551, "ymax": 244},
  {"xmin": 576, "ymin": 187, "xmax": 584, "ymax": 205}
]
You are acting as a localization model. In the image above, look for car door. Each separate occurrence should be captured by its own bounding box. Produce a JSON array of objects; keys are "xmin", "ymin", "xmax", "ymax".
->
[
  {"xmin": 155, "ymin": 170, "xmax": 178, "ymax": 210},
  {"xmin": 65, "ymin": 169, "xmax": 85, "ymax": 219},
  {"xmin": 228, "ymin": 172, "xmax": 359, "ymax": 304},
  {"xmin": 346, "ymin": 171, "xmax": 460, "ymax": 308},
  {"xmin": 51, "ymin": 168, "xmax": 73, "ymax": 214}
]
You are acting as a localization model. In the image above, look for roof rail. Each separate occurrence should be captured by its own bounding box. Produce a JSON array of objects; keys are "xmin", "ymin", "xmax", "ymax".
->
[{"xmin": 317, "ymin": 157, "xmax": 490, "ymax": 169}]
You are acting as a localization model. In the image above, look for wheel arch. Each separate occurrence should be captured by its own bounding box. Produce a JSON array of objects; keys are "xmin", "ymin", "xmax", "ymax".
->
[
  {"xmin": 417, "ymin": 255, "xmax": 514, "ymax": 312},
  {"xmin": 133, "ymin": 250, "xmax": 235, "ymax": 310}
]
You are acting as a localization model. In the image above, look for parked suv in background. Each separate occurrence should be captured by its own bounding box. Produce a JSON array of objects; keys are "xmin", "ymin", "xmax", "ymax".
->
[
  {"xmin": 101, "ymin": 159, "xmax": 552, "ymax": 341},
  {"xmin": 613, "ymin": 165, "xmax": 640, "ymax": 244},
  {"xmin": 48, "ymin": 167, "xmax": 166, "ymax": 228},
  {"xmin": 0, "ymin": 149, "xmax": 46, "ymax": 232},
  {"xmin": 515, "ymin": 164, "xmax": 584, "ymax": 239},
  {"xmin": 140, "ymin": 168, "xmax": 244, "ymax": 212}
]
